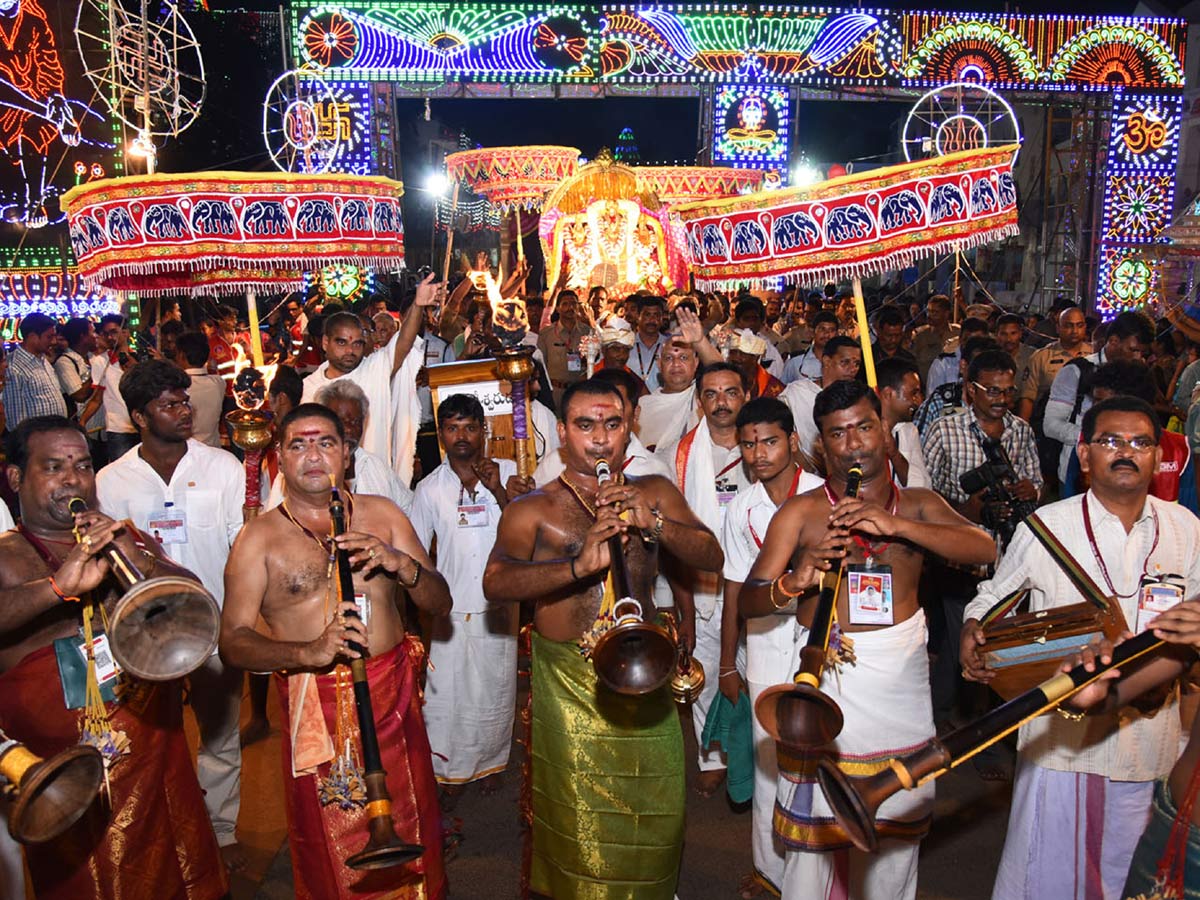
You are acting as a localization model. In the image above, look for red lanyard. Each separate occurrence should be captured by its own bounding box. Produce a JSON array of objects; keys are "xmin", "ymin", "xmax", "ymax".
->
[
  {"xmin": 822, "ymin": 476, "xmax": 899, "ymax": 561},
  {"xmin": 748, "ymin": 466, "xmax": 804, "ymax": 548},
  {"xmin": 1081, "ymin": 496, "xmax": 1160, "ymax": 600}
]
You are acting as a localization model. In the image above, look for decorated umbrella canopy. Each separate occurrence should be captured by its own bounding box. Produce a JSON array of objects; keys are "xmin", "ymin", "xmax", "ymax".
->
[
  {"xmin": 635, "ymin": 166, "xmax": 764, "ymax": 205},
  {"xmin": 61, "ymin": 170, "xmax": 408, "ymax": 517},
  {"xmin": 673, "ymin": 144, "xmax": 1020, "ymax": 385},
  {"xmin": 61, "ymin": 171, "xmax": 405, "ymax": 297},
  {"xmin": 444, "ymin": 145, "xmax": 580, "ymax": 270}
]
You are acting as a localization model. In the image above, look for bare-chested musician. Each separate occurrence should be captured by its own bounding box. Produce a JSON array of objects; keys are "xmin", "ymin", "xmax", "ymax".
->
[
  {"xmin": 0, "ymin": 415, "xmax": 226, "ymax": 900},
  {"xmin": 483, "ymin": 378, "xmax": 722, "ymax": 900},
  {"xmin": 220, "ymin": 402, "xmax": 451, "ymax": 900},
  {"xmin": 738, "ymin": 379, "xmax": 994, "ymax": 900}
]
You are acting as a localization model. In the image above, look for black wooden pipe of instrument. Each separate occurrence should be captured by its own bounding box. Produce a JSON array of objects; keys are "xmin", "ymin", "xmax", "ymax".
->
[
  {"xmin": 329, "ymin": 484, "xmax": 423, "ymax": 870},
  {"xmin": 817, "ymin": 628, "xmax": 1166, "ymax": 852},
  {"xmin": 755, "ymin": 465, "xmax": 863, "ymax": 749}
]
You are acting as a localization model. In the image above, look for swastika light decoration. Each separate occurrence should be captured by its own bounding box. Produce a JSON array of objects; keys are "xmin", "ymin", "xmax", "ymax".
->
[{"xmin": 61, "ymin": 172, "xmax": 405, "ymax": 297}]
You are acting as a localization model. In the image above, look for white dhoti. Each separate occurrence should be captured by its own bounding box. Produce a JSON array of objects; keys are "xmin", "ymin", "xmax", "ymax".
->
[
  {"xmin": 746, "ymin": 613, "xmax": 798, "ymax": 894},
  {"xmin": 691, "ymin": 587, "xmax": 746, "ymax": 774},
  {"xmin": 991, "ymin": 760, "xmax": 1154, "ymax": 900},
  {"xmin": 424, "ymin": 605, "xmax": 519, "ymax": 784},
  {"xmin": 777, "ymin": 612, "xmax": 934, "ymax": 900}
]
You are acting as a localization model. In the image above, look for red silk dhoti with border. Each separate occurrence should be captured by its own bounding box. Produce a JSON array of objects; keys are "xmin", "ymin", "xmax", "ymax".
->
[
  {"xmin": 276, "ymin": 638, "xmax": 446, "ymax": 900},
  {"xmin": 0, "ymin": 644, "xmax": 227, "ymax": 900}
]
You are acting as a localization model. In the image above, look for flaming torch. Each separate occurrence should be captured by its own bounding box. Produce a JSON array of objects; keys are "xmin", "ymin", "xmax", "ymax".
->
[
  {"xmin": 225, "ymin": 290, "xmax": 278, "ymax": 520},
  {"xmin": 484, "ymin": 276, "xmax": 536, "ymax": 478}
]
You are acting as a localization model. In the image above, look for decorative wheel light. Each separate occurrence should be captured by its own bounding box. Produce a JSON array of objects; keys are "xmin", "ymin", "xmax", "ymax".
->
[
  {"xmin": 902, "ymin": 82, "xmax": 1021, "ymax": 162},
  {"xmin": 263, "ymin": 69, "xmax": 342, "ymax": 174}
]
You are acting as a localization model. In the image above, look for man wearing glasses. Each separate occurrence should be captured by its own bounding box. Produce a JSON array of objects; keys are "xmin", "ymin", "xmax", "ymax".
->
[
  {"xmin": 920, "ymin": 348, "xmax": 1042, "ymax": 739},
  {"xmin": 961, "ymin": 395, "xmax": 1200, "ymax": 900}
]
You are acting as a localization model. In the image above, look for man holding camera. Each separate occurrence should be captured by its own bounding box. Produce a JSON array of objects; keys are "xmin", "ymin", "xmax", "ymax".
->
[{"xmin": 921, "ymin": 348, "xmax": 1042, "ymax": 735}]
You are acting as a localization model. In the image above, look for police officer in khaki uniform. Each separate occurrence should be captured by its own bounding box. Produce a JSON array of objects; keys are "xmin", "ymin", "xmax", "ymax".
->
[{"xmin": 1015, "ymin": 306, "xmax": 1091, "ymax": 421}]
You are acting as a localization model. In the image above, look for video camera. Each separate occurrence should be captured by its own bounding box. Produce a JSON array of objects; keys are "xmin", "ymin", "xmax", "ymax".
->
[{"xmin": 959, "ymin": 436, "xmax": 1038, "ymax": 548}]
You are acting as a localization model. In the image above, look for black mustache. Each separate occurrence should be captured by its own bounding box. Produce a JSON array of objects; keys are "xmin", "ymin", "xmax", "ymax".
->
[{"xmin": 1110, "ymin": 459, "xmax": 1139, "ymax": 471}]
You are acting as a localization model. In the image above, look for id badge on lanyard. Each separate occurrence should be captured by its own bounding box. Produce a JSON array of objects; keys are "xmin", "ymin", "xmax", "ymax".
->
[
  {"xmin": 847, "ymin": 563, "xmax": 894, "ymax": 626},
  {"xmin": 1135, "ymin": 576, "xmax": 1184, "ymax": 634},
  {"xmin": 149, "ymin": 502, "xmax": 187, "ymax": 545}
]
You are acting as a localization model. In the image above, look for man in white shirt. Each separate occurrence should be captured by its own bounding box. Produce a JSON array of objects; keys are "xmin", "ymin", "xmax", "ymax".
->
[
  {"xmin": 720, "ymin": 397, "xmax": 823, "ymax": 897},
  {"xmin": 962, "ymin": 395, "xmax": 1200, "ymax": 900},
  {"xmin": 780, "ymin": 335, "xmax": 862, "ymax": 465},
  {"xmin": 1044, "ymin": 310, "xmax": 1153, "ymax": 486},
  {"xmin": 409, "ymin": 393, "xmax": 517, "ymax": 801},
  {"xmin": 312, "ymin": 380, "xmax": 413, "ymax": 513},
  {"xmin": 54, "ymin": 318, "xmax": 104, "ymax": 456},
  {"xmin": 302, "ymin": 275, "xmax": 440, "ymax": 483},
  {"xmin": 636, "ymin": 305, "xmax": 722, "ymax": 452},
  {"xmin": 876, "ymin": 357, "xmax": 930, "ymax": 488},
  {"xmin": 174, "ymin": 331, "xmax": 226, "ymax": 448},
  {"xmin": 656, "ymin": 361, "xmax": 751, "ymax": 796},
  {"xmin": 416, "ymin": 326, "xmax": 455, "ymax": 477},
  {"xmin": 93, "ymin": 314, "xmax": 137, "ymax": 460},
  {"xmin": 95, "ymin": 359, "xmax": 247, "ymax": 870}
]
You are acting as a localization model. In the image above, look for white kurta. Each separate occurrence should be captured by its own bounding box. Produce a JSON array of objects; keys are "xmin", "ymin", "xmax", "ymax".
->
[
  {"xmin": 724, "ymin": 472, "xmax": 822, "ymax": 892},
  {"xmin": 657, "ymin": 422, "xmax": 750, "ymax": 772},
  {"xmin": 95, "ymin": 440, "xmax": 245, "ymax": 847},
  {"xmin": 636, "ymin": 385, "xmax": 698, "ymax": 452},
  {"xmin": 780, "ymin": 378, "xmax": 821, "ymax": 460},
  {"xmin": 301, "ymin": 329, "xmax": 424, "ymax": 484},
  {"xmin": 410, "ymin": 458, "xmax": 519, "ymax": 783}
]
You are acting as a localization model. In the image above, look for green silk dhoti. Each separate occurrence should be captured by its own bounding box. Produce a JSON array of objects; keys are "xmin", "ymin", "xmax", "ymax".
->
[{"xmin": 530, "ymin": 632, "xmax": 685, "ymax": 899}]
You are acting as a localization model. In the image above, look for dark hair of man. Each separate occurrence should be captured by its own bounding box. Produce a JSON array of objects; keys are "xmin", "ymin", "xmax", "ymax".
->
[
  {"xmin": 635, "ymin": 295, "xmax": 667, "ymax": 313},
  {"xmin": 997, "ymin": 313, "xmax": 1024, "ymax": 330},
  {"xmin": 60, "ymin": 317, "xmax": 92, "ymax": 348},
  {"xmin": 1108, "ymin": 310, "xmax": 1154, "ymax": 346},
  {"xmin": 269, "ymin": 365, "xmax": 304, "ymax": 407},
  {"xmin": 323, "ymin": 310, "xmax": 364, "ymax": 336},
  {"xmin": 875, "ymin": 305, "xmax": 906, "ymax": 329},
  {"xmin": 436, "ymin": 393, "xmax": 486, "ymax": 426},
  {"xmin": 119, "ymin": 359, "xmax": 191, "ymax": 416},
  {"xmin": 673, "ymin": 299, "xmax": 698, "ymax": 316},
  {"xmin": 5, "ymin": 415, "xmax": 86, "ymax": 473},
  {"xmin": 559, "ymin": 378, "xmax": 625, "ymax": 422},
  {"xmin": 19, "ymin": 312, "xmax": 55, "ymax": 339},
  {"xmin": 813, "ymin": 378, "xmax": 881, "ymax": 428},
  {"xmin": 811, "ymin": 310, "xmax": 839, "ymax": 329},
  {"xmin": 175, "ymin": 331, "xmax": 211, "ymax": 368},
  {"xmin": 278, "ymin": 402, "xmax": 345, "ymax": 443},
  {"xmin": 876, "ymin": 357, "xmax": 920, "ymax": 393},
  {"xmin": 161, "ymin": 319, "xmax": 186, "ymax": 340},
  {"xmin": 1081, "ymin": 395, "xmax": 1161, "ymax": 444},
  {"xmin": 821, "ymin": 335, "xmax": 861, "ymax": 358},
  {"xmin": 961, "ymin": 335, "xmax": 1001, "ymax": 367},
  {"xmin": 966, "ymin": 349, "xmax": 1016, "ymax": 383},
  {"xmin": 558, "ymin": 289, "xmax": 579, "ymax": 304},
  {"xmin": 593, "ymin": 367, "xmax": 643, "ymax": 411},
  {"xmin": 960, "ymin": 316, "xmax": 990, "ymax": 337},
  {"xmin": 695, "ymin": 361, "xmax": 745, "ymax": 392},
  {"xmin": 1088, "ymin": 359, "xmax": 1156, "ymax": 404},
  {"xmin": 735, "ymin": 397, "xmax": 794, "ymax": 435},
  {"xmin": 734, "ymin": 297, "xmax": 765, "ymax": 320},
  {"xmin": 927, "ymin": 294, "xmax": 952, "ymax": 312},
  {"xmin": 99, "ymin": 313, "xmax": 124, "ymax": 330}
]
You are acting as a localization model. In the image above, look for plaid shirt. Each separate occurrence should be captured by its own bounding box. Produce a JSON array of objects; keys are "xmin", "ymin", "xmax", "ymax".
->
[
  {"xmin": 921, "ymin": 407, "xmax": 1043, "ymax": 507},
  {"xmin": 3, "ymin": 345, "xmax": 67, "ymax": 429}
]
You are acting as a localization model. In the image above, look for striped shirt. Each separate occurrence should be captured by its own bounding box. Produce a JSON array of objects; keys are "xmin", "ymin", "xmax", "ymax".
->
[{"xmin": 4, "ymin": 345, "xmax": 67, "ymax": 428}]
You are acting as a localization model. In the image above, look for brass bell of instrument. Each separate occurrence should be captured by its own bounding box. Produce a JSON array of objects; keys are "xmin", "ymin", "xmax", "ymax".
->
[
  {"xmin": 669, "ymin": 643, "xmax": 706, "ymax": 705},
  {"xmin": 591, "ymin": 599, "xmax": 676, "ymax": 696},
  {"xmin": 109, "ymin": 575, "xmax": 221, "ymax": 682},
  {"xmin": 0, "ymin": 733, "xmax": 104, "ymax": 844}
]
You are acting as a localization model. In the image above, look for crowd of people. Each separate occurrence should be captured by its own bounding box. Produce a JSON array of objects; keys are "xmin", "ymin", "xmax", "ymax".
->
[{"xmin": 0, "ymin": 271, "xmax": 1198, "ymax": 900}]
